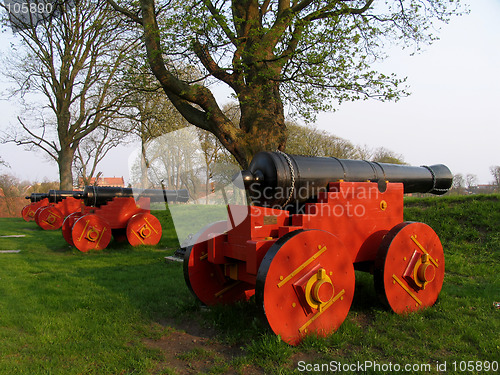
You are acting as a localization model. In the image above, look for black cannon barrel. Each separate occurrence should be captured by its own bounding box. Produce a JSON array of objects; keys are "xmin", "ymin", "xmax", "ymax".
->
[
  {"xmin": 47, "ymin": 190, "xmax": 82, "ymax": 203},
  {"xmin": 74, "ymin": 186, "xmax": 190, "ymax": 207},
  {"xmin": 25, "ymin": 193, "xmax": 49, "ymax": 202},
  {"xmin": 241, "ymin": 151, "xmax": 453, "ymax": 207}
]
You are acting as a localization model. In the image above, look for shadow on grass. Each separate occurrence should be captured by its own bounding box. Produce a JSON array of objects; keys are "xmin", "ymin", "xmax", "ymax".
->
[{"xmin": 73, "ymin": 257, "xmax": 265, "ymax": 345}]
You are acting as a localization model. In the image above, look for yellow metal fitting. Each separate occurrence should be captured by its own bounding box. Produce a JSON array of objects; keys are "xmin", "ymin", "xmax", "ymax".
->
[
  {"xmin": 380, "ymin": 200, "xmax": 388, "ymax": 211},
  {"xmin": 86, "ymin": 227, "xmax": 100, "ymax": 242},
  {"xmin": 304, "ymin": 268, "xmax": 334, "ymax": 311},
  {"xmin": 139, "ymin": 225, "xmax": 151, "ymax": 239}
]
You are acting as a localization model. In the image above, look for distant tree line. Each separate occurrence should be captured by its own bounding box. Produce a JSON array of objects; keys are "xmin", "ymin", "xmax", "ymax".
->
[
  {"xmin": 0, "ymin": 174, "xmax": 59, "ymax": 217},
  {"xmin": 450, "ymin": 166, "xmax": 500, "ymax": 195}
]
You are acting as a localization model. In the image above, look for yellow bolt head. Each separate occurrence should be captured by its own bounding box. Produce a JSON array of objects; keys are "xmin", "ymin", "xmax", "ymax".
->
[
  {"xmin": 380, "ymin": 200, "xmax": 388, "ymax": 210},
  {"xmin": 317, "ymin": 268, "xmax": 326, "ymax": 280}
]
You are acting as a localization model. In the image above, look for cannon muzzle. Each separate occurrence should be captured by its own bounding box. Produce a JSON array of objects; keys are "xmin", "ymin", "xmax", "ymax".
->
[
  {"xmin": 241, "ymin": 152, "xmax": 453, "ymax": 207},
  {"xmin": 47, "ymin": 190, "xmax": 82, "ymax": 203},
  {"xmin": 75, "ymin": 186, "xmax": 190, "ymax": 207},
  {"xmin": 25, "ymin": 193, "xmax": 49, "ymax": 202}
]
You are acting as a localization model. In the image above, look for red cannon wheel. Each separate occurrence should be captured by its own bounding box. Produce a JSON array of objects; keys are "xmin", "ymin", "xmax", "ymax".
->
[
  {"xmin": 23, "ymin": 201, "xmax": 48, "ymax": 222},
  {"xmin": 21, "ymin": 205, "xmax": 32, "ymax": 221},
  {"xmin": 126, "ymin": 213, "xmax": 162, "ymax": 246},
  {"xmin": 374, "ymin": 222, "xmax": 445, "ymax": 314},
  {"xmin": 37, "ymin": 206, "xmax": 65, "ymax": 230},
  {"xmin": 256, "ymin": 229, "xmax": 355, "ymax": 345},
  {"xmin": 183, "ymin": 221, "xmax": 255, "ymax": 305},
  {"xmin": 71, "ymin": 214, "xmax": 112, "ymax": 252},
  {"xmin": 34, "ymin": 206, "xmax": 46, "ymax": 226},
  {"xmin": 62, "ymin": 211, "xmax": 84, "ymax": 246}
]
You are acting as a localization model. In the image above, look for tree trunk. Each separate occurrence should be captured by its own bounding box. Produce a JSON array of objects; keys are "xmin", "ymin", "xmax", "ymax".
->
[
  {"xmin": 58, "ymin": 146, "xmax": 76, "ymax": 190},
  {"xmin": 140, "ymin": 136, "xmax": 151, "ymax": 189},
  {"xmin": 236, "ymin": 82, "xmax": 287, "ymax": 166}
]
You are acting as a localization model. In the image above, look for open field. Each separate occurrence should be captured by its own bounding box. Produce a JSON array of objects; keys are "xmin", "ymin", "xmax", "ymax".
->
[{"xmin": 0, "ymin": 195, "xmax": 499, "ymax": 374}]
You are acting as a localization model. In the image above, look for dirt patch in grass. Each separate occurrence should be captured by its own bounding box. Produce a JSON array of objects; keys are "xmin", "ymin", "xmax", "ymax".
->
[
  {"xmin": 349, "ymin": 311, "xmax": 376, "ymax": 328},
  {"xmin": 144, "ymin": 319, "xmax": 263, "ymax": 374}
]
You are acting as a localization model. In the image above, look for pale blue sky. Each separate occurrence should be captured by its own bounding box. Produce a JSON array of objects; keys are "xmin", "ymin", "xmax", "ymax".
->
[
  {"xmin": 1, "ymin": 0, "xmax": 499, "ymax": 185},
  {"xmin": 316, "ymin": 0, "xmax": 500, "ymax": 185}
]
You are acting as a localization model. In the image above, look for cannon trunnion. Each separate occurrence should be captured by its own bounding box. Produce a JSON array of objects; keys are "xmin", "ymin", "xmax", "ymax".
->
[{"xmin": 184, "ymin": 152, "xmax": 452, "ymax": 345}]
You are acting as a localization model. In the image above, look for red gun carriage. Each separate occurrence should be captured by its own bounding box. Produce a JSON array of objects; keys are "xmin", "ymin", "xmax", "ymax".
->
[
  {"xmin": 183, "ymin": 152, "xmax": 452, "ymax": 345},
  {"xmin": 63, "ymin": 186, "xmax": 189, "ymax": 252}
]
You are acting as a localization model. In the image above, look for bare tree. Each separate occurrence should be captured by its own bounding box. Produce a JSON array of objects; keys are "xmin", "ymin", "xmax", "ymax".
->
[
  {"xmin": 112, "ymin": 59, "xmax": 195, "ymax": 187},
  {"xmin": 0, "ymin": 172, "xmax": 59, "ymax": 217},
  {"xmin": 285, "ymin": 123, "xmax": 358, "ymax": 158},
  {"xmin": 452, "ymin": 173, "xmax": 465, "ymax": 195},
  {"xmin": 490, "ymin": 166, "xmax": 500, "ymax": 191},
  {"xmin": 285, "ymin": 123, "xmax": 405, "ymax": 163},
  {"xmin": 73, "ymin": 126, "xmax": 130, "ymax": 187},
  {"xmin": 371, "ymin": 147, "xmax": 406, "ymax": 164},
  {"xmin": 465, "ymin": 173, "xmax": 477, "ymax": 193},
  {"xmin": 0, "ymin": 173, "xmax": 24, "ymax": 217},
  {"xmin": 0, "ymin": 156, "xmax": 9, "ymax": 168},
  {"xmin": 1, "ymin": 0, "xmax": 138, "ymax": 189}
]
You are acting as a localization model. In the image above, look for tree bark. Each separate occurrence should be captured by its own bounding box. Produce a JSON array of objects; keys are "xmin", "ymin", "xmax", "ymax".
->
[{"xmin": 58, "ymin": 145, "xmax": 76, "ymax": 190}]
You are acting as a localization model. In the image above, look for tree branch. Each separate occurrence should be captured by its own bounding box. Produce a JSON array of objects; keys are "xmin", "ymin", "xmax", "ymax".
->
[
  {"xmin": 192, "ymin": 39, "xmax": 238, "ymax": 90},
  {"xmin": 203, "ymin": 0, "xmax": 237, "ymax": 44},
  {"xmin": 106, "ymin": 0, "xmax": 144, "ymax": 25},
  {"xmin": 15, "ymin": 117, "xmax": 59, "ymax": 161},
  {"xmin": 260, "ymin": 0, "xmax": 272, "ymax": 18},
  {"xmin": 139, "ymin": 0, "xmax": 234, "ymax": 133}
]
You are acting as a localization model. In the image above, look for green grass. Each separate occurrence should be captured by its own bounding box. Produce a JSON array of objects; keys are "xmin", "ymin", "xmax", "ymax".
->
[
  {"xmin": 0, "ymin": 195, "xmax": 499, "ymax": 374},
  {"xmin": 0, "ymin": 214, "xmax": 189, "ymax": 374}
]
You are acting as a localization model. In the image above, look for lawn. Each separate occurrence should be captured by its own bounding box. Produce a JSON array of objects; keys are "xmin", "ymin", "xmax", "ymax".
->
[{"xmin": 0, "ymin": 195, "xmax": 498, "ymax": 374}]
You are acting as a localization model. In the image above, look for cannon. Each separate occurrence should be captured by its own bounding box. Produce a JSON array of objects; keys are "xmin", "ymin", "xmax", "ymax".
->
[
  {"xmin": 26, "ymin": 192, "xmax": 49, "ymax": 202},
  {"xmin": 62, "ymin": 186, "xmax": 189, "ymax": 252},
  {"xmin": 183, "ymin": 151, "xmax": 453, "ymax": 345},
  {"xmin": 32, "ymin": 190, "xmax": 83, "ymax": 230},
  {"xmin": 21, "ymin": 193, "xmax": 50, "ymax": 221},
  {"xmin": 22, "ymin": 194, "xmax": 47, "ymax": 221}
]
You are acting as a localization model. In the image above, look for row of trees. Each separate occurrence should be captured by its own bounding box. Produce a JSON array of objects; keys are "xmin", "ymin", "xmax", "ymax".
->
[
  {"xmin": 0, "ymin": 173, "xmax": 59, "ymax": 217},
  {"xmin": 450, "ymin": 166, "xmax": 500, "ymax": 195},
  {"xmin": 1, "ymin": 0, "xmax": 466, "ymax": 189},
  {"xmin": 0, "ymin": 0, "xmax": 186, "ymax": 188}
]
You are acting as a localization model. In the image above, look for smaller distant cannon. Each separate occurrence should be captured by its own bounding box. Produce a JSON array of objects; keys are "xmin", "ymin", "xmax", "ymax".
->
[
  {"xmin": 21, "ymin": 193, "xmax": 50, "ymax": 222},
  {"xmin": 32, "ymin": 190, "xmax": 83, "ymax": 230},
  {"xmin": 63, "ymin": 186, "xmax": 189, "ymax": 252}
]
